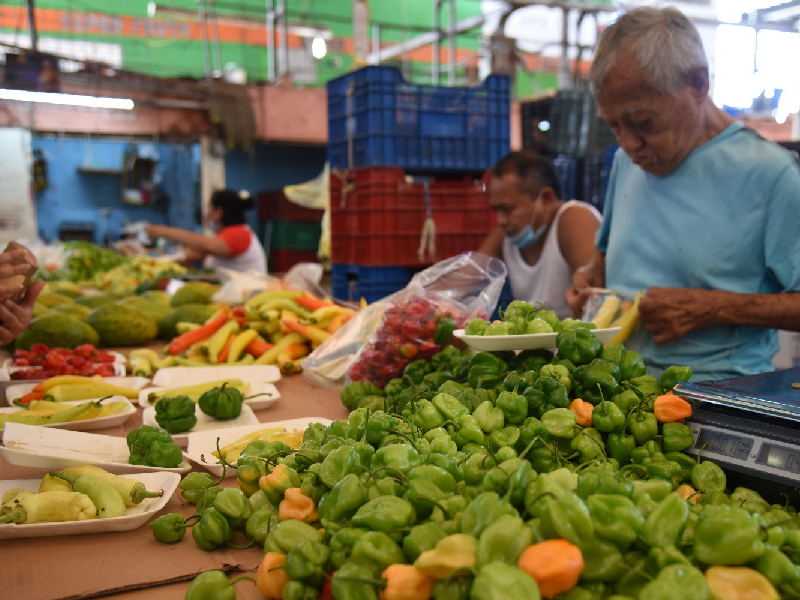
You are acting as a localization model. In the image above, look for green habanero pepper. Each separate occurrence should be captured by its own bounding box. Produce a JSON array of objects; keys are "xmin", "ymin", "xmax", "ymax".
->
[
  {"xmin": 556, "ymin": 327, "xmax": 603, "ymax": 366},
  {"xmin": 432, "ymin": 392, "xmax": 468, "ymax": 421},
  {"xmin": 451, "ymin": 414, "xmax": 485, "ymax": 448},
  {"xmin": 592, "ymin": 401, "xmax": 627, "ymax": 433},
  {"xmin": 245, "ymin": 507, "xmax": 278, "ymax": 544},
  {"xmin": 330, "ymin": 527, "xmax": 367, "ymax": 569},
  {"xmin": 664, "ymin": 452, "xmax": 697, "ymax": 484},
  {"xmin": 495, "ymin": 389, "xmax": 528, "ymax": 425},
  {"xmin": 285, "ymin": 539, "xmax": 331, "ymax": 587},
  {"xmin": 475, "ymin": 514, "xmax": 533, "ymax": 569},
  {"xmin": 471, "ymin": 561, "xmax": 540, "ymax": 600},
  {"xmin": 126, "ymin": 425, "xmax": 183, "ymax": 468},
  {"xmin": 640, "ymin": 492, "xmax": 689, "ymax": 548},
  {"xmin": 403, "ymin": 522, "xmax": 447, "ymax": 562},
  {"xmin": 185, "ymin": 570, "xmax": 255, "ymax": 600},
  {"xmin": 472, "ymin": 401, "xmax": 505, "ymax": 434},
  {"xmin": 236, "ymin": 456, "xmax": 266, "ymax": 497},
  {"xmin": 467, "ymin": 353, "xmax": 508, "ymax": 389},
  {"xmin": 638, "ymin": 564, "xmax": 707, "ymax": 600},
  {"xmin": 466, "ymin": 317, "xmax": 490, "ymax": 336},
  {"xmin": 195, "ymin": 486, "xmax": 223, "ymax": 513},
  {"xmin": 180, "ymin": 471, "xmax": 217, "ymax": 504},
  {"xmin": 318, "ymin": 445, "xmax": 359, "ymax": 489},
  {"xmin": 660, "ymin": 365, "xmax": 693, "ymax": 391},
  {"xmin": 319, "ymin": 473, "xmax": 367, "ymax": 522},
  {"xmin": 352, "ymin": 495, "xmax": 417, "ymax": 531},
  {"xmin": 154, "ymin": 395, "xmax": 197, "ymax": 434},
  {"xmin": 628, "ymin": 375, "xmax": 664, "ymax": 399},
  {"xmin": 691, "ymin": 460, "xmax": 727, "ymax": 494},
  {"xmin": 341, "ymin": 381, "xmax": 384, "ymax": 412},
  {"xmin": 370, "ymin": 443, "xmax": 422, "ymax": 477},
  {"xmin": 424, "ymin": 372, "xmax": 454, "ymax": 392},
  {"xmin": 149, "ymin": 512, "xmax": 191, "ymax": 544},
  {"xmin": 611, "ymin": 390, "xmax": 642, "ymax": 415},
  {"xmin": 264, "ymin": 518, "xmax": 324, "ymax": 554},
  {"xmin": 540, "ymin": 364, "xmax": 572, "ymax": 390},
  {"xmin": 662, "ymin": 422, "xmax": 694, "ymax": 453},
  {"xmin": 542, "ymin": 408, "xmax": 578, "ymax": 439},
  {"xmin": 198, "ymin": 383, "xmax": 244, "ymax": 420},
  {"xmin": 213, "ymin": 486, "xmax": 253, "ymax": 530},
  {"xmin": 601, "ymin": 344, "xmax": 647, "ymax": 382},
  {"xmin": 192, "ymin": 507, "xmax": 233, "ymax": 551},
  {"xmin": 461, "ymin": 492, "xmax": 519, "ymax": 538},
  {"xmin": 646, "ymin": 460, "xmax": 684, "ymax": 489},
  {"xmin": 570, "ymin": 427, "xmax": 606, "ymax": 462},
  {"xmin": 434, "ymin": 317, "xmax": 456, "ymax": 346},
  {"xmin": 350, "ymin": 531, "xmax": 407, "ymax": 576},
  {"xmin": 607, "ymin": 433, "xmax": 636, "ymax": 465},
  {"xmin": 572, "ymin": 359, "xmax": 622, "ymax": 405},
  {"xmin": 331, "ymin": 561, "xmax": 380, "ymax": 600},
  {"xmin": 627, "ymin": 409, "xmax": 659, "ymax": 446},
  {"xmin": 693, "ymin": 505, "xmax": 766, "ymax": 565},
  {"xmin": 483, "ymin": 321, "xmax": 510, "ymax": 336},
  {"xmin": 580, "ymin": 536, "xmax": 627, "ymax": 582},
  {"xmin": 578, "ymin": 469, "xmax": 633, "ymax": 500},
  {"xmin": 587, "ymin": 494, "xmax": 645, "ymax": 550},
  {"xmin": 539, "ymin": 493, "xmax": 595, "ymax": 551}
]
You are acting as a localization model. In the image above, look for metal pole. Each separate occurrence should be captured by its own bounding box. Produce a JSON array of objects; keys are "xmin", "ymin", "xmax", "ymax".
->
[
  {"xmin": 266, "ymin": 0, "xmax": 275, "ymax": 81},
  {"xmin": 278, "ymin": 0, "xmax": 288, "ymax": 78},
  {"xmin": 448, "ymin": 0, "xmax": 456, "ymax": 85},
  {"xmin": 559, "ymin": 6, "xmax": 570, "ymax": 89},
  {"xmin": 433, "ymin": 0, "xmax": 442, "ymax": 85},
  {"xmin": 196, "ymin": 0, "xmax": 213, "ymax": 80},
  {"xmin": 208, "ymin": 1, "xmax": 223, "ymax": 77},
  {"xmin": 26, "ymin": 0, "xmax": 37, "ymax": 51},
  {"xmin": 372, "ymin": 23, "xmax": 380, "ymax": 63}
]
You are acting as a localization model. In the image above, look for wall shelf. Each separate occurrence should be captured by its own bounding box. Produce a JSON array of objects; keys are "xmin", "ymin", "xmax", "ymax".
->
[{"xmin": 77, "ymin": 166, "xmax": 124, "ymax": 175}]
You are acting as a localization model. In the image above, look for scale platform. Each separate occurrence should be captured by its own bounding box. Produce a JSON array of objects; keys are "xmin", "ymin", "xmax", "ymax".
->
[{"xmin": 675, "ymin": 367, "xmax": 800, "ymax": 490}]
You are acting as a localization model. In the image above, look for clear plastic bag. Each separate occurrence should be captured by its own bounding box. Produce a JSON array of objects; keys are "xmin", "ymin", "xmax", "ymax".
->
[{"xmin": 302, "ymin": 251, "xmax": 507, "ymax": 388}]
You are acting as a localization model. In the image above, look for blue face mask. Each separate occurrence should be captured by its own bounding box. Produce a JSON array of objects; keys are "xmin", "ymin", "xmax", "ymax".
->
[{"xmin": 507, "ymin": 222, "xmax": 548, "ymax": 248}]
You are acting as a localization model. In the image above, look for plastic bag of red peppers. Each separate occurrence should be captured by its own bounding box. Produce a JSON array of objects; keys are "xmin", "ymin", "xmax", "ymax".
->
[{"xmin": 345, "ymin": 252, "xmax": 508, "ymax": 388}]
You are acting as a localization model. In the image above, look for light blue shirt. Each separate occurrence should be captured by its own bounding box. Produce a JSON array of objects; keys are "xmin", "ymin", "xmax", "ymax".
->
[{"xmin": 597, "ymin": 122, "xmax": 800, "ymax": 381}]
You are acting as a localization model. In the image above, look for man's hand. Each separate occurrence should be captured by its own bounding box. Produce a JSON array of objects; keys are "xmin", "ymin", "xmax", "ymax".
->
[
  {"xmin": 566, "ymin": 250, "xmax": 606, "ymax": 317},
  {"xmin": 638, "ymin": 286, "xmax": 719, "ymax": 345},
  {"xmin": 0, "ymin": 280, "xmax": 45, "ymax": 345},
  {"xmin": 0, "ymin": 244, "xmax": 39, "ymax": 302}
]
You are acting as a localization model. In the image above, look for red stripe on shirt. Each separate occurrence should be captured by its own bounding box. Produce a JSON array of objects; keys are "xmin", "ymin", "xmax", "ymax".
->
[{"xmin": 216, "ymin": 225, "xmax": 251, "ymax": 256}]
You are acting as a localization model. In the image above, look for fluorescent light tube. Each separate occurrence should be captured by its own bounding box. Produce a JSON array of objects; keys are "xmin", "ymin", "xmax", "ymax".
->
[{"xmin": 0, "ymin": 89, "xmax": 134, "ymax": 110}]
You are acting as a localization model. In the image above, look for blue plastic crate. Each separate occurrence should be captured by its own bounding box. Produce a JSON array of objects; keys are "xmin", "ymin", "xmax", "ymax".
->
[
  {"xmin": 327, "ymin": 66, "xmax": 511, "ymax": 173},
  {"xmin": 331, "ymin": 263, "xmax": 412, "ymax": 304}
]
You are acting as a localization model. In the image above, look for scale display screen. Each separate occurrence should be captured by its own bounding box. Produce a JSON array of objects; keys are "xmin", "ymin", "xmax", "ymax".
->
[
  {"xmin": 757, "ymin": 444, "xmax": 800, "ymax": 475},
  {"xmin": 694, "ymin": 429, "xmax": 754, "ymax": 461}
]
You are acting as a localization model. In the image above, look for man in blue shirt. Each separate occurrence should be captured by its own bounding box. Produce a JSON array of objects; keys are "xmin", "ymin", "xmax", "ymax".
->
[{"xmin": 567, "ymin": 7, "xmax": 800, "ymax": 381}]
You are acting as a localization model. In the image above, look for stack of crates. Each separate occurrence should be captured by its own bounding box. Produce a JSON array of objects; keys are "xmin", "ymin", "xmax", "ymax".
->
[
  {"xmin": 327, "ymin": 66, "xmax": 511, "ymax": 303},
  {"xmin": 258, "ymin": 190, "xmax": 324, "ymax": 273},
  {"xmin": 521, "ymin": 90, "xmax": 618, "ymax": 212}
]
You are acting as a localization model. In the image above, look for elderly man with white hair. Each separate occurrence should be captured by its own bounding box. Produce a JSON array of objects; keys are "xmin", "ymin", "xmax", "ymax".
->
[{"xmin": 567, "ymin": 6, "xmax": 800, "ymax": 382}]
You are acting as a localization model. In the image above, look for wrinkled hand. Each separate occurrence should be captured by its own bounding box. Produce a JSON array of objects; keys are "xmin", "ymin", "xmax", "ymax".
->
[
  {"xmin": 638, "ymin": 286, "xmax": 716, "ymax": 345},
  {"xmin": 0, "ymin": 246, "xmax": 38, "ymax": 302},
  {"xmin": 0, "ymin": 280, "xmax": 45, "ymax": 345},
  {"xmin": 566, "ymin": 264, "xmax": 605, "ymax": 317}
]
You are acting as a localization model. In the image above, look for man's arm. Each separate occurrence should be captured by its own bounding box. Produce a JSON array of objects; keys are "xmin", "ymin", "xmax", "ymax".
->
[
  {"xmin": 557, "ymin": 204, "xmax": 601, "ymax": 273},
  {"xmin": 145, "ymin": 225, "xmax": 230, "ymax": 257},
  {"xmin": 640, "ymin": 288, "xmax": 800, "ymax": 345},
  {"xmin": 478, "ymin": 227, "xmax": 504, "ymax": 259}
]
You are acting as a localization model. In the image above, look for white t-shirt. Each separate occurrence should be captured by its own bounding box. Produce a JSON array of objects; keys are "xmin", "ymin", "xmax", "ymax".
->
[
  {"xmin": 502, "ymin": 200, "xmax": 601, "ymax": 319},
  {"xmin": 203, "ymin": 225, "xmax": 267, "ymax": 273}
]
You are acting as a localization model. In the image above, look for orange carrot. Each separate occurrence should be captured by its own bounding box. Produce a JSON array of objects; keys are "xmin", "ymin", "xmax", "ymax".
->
[
  {"xmin": 569, "ymin": 398, "xmax": 594, "ymax": 427},
  {"xmin": 380, "ymin": 564, "xmax": 435, "ymax": 600},
  {"xmin": 245, "ymin": 336, "xmax": 274, "ymax": 358},
  {"xmin": 279, "ymin": 309, "xmax": 298, "ymax": 335},
  {"xmin": 327, "ymin": 310, "xmax": 355, "ymax": 334},
  {"xmin": 518, "ymin": 540, "xmax": 584, "ymax": 598},
  {"xmin": 167, "ymin": 312, "xmax": 230, "ymax": 356},
  {"xmin": 295, "ymin": 294, "xmax": 335, "ymax": 311},
  {"xmin": 216, "ymin": 334, "xmax": 237, "ymax": 364},
  {"xmin": 256, "ymin": 553, "xmax": 290, "ymax": 600},
  {"xmin": 16, "ymin": 390, "xmax": 45, "ymax": 405},
  {"xmin": 654, "ymin": 393, "xmax": 693, "ymax": 422},
  {"xmin": 278, "ymin": 488, "xmax": 318, "ymax": 523},
  {"xmin": 282, "ymin": 319, "xmax": 330, "ymax": 344}
]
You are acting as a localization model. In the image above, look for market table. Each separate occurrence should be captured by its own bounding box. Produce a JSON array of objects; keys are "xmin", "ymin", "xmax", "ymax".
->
[{"xmin": 0, "ymin": 372, "xmax": 350, "ymax": 600}]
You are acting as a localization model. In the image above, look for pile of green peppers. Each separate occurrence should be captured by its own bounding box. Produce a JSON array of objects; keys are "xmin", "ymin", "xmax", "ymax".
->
[
  {"xmin": 126, "ymin": 425, "xmax": 183, "ymax": 468},
  {"xmin": 175, "ymin": 338, "xmax": 800, "ymax": 600}
]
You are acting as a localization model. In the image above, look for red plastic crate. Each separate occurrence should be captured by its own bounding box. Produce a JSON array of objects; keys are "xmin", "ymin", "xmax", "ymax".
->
[
  {"xmin": 330, "ymin": 167, "xmax": 496, "ymax": 266},
  {"xmin": 259, "ymin": 190, "xmax": 325, "ymax": 222},
  {"xmin": 269, "ymin": 249, "xmax": 320, "ymax": 273}
]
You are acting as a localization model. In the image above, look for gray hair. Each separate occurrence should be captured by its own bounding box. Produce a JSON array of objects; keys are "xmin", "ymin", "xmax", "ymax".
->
[{"xmin": 590, "ymin": 7, "xmax": 708, "ymax": 95}]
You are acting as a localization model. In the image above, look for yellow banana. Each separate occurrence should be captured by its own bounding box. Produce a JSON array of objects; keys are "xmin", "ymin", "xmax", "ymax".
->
[
  {"xmin": 591, "ymin": 294, "xmax": 621, "ymax": 329},
  {"xmin": 605, "ymin": 290, "xmax": 643, "ymax": 346}
]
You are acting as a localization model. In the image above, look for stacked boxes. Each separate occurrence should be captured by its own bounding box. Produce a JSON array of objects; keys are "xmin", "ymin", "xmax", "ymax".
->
[
  {"xmin": 258, "ymin": 190, "xmax": 324, "ymax": 273},
  {"xmin": 327, "ymin": 66, "xmax": 511, "ymax": 303}
]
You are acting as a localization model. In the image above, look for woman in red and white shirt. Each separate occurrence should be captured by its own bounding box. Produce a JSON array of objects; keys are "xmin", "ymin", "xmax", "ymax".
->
[{"xmin": 146, "ymin": 189, "xmax": 267, "ymax": 273}]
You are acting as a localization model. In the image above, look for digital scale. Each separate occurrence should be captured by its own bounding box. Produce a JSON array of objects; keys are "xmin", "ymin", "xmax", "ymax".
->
[{"xmin": 675, "ymin": 367, "xmax": 800, "ymax": 496}]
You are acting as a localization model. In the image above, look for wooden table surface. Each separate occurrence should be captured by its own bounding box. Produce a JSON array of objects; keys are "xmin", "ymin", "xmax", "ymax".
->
[{"xmin": 0, "ymin": 371, "xmax": 350, "ymax": 600}]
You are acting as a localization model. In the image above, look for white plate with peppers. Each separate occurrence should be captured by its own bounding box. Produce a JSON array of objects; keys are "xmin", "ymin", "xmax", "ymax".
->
[
  {"xmin": 0, "ymin": 471, "xmax": 180, "ymax": 539},
  {"xmin": 453, "ymin": 326, "xmax": 621, "ymax": 352},
  {"xmin": 0, "ymin": 422, "xmax": 192, "ymax": 474}
]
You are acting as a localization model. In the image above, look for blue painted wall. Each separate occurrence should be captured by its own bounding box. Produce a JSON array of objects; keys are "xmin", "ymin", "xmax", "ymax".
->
[
  {"xmin": 224, "ymin": 143, "xmax": 327, "ymax": 236},
  {"xmin": 34, "ymin": 136, "xmax": 200, "ymax": 244},
  {"xmin": 33, "ymin": 137, "xmax": 327, "ymax": 246}
]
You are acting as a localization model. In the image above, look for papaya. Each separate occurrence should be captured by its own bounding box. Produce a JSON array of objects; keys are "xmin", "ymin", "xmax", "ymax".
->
[
  {"xmin": 134, "ymin": 301, "xmax": 173, "ymax": 329},
  {"xmin": 140, "ymin": 290, "xmax": 170, "ymax": 305},
  {"xmin": 51, "ymin": 303, "xmax": 92, "ymax": 321},
  {"xmin": 86, "ymin": 305, "xmax": 158, "ymax": 347},
  {"xmin": 116, "ymin": 297, "xmax": 148, "ymax": 307},
  {"xmin": 75, "ymin": 294, "xmax": 122, "ymax": 309},
  {"xmin": 34, "ymin": 292, "xmax": 74, "ymax": 308},
  {"xmin": 159, "ymin": 303, "xmax": 218, "ymax": 339},
  {"xmin": 170, "ymin": 281, "xmax": 219, "ymax": 307},
  {"xmin": 45, "ymin": 281, "xmax": 83, "ymax": 299},
  {"xmin": 15, "ymin": 314, "xmax": 100, "ymax": 350},
  {"xmin": 32, "ymin": 303, "xmax": 56, "ymax": 318}
]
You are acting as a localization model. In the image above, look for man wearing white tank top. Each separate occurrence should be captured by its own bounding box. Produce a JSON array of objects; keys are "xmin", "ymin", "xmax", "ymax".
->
[{"xmin": 478, "ymin": 151, "xmax": 601, "ymax": 319}]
